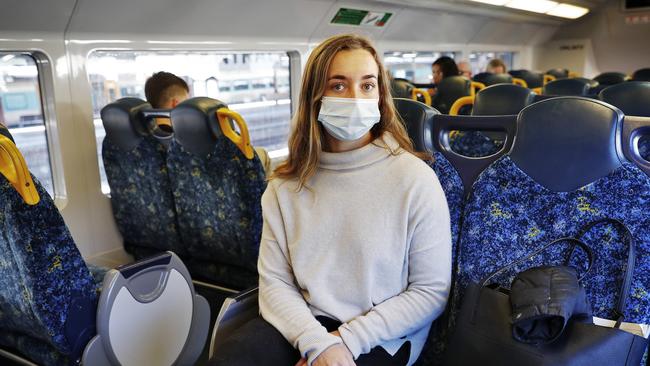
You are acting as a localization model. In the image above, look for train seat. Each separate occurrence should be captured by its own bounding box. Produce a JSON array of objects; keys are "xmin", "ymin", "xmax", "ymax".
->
[
  {"xmin": 0, "ymin": 135, "xmax": 208, "ymax": 366},
  {"xmin": 455, "ymin": 97, "xmax": 650, "ymax": 338},
  {"xmin": 472, "ymin": 72, "xmax": 513, "ymax": 86},
  {"xmin": 168, "ymin": 97, "xmax": 266, "ymax": 289},
  {"xmin": 82, "ymin": 252, "xmax": 210, "ymax": 366},
  {"xmin": 546, "ymin": 68, "xmax": 569, "ymax": 79},
  {"xmin": 599, "ymin": 82, "xmax": 650, "ymax": 161},
  {"xmin": 509, "ymin": 70, "xmax": 544, "ymax": 89},
  {"xmin": 101, "ymin": 98, "xmax": 184, "ymax": 259},
  {"xmin": 542, "ymin": 78, "xmax": 591, "ymax": 96},
  {"xmin": 594, "ymin": 71, "xmax": 628, "ymax": 86},
  {"xmin": 394, "ymin": 98, "xmax": 518, "ymax": 365},
  {"xmin": 431, "ymin": 76, "xmax": 471, "ymax": 114},
  {"xmin": 449, "ymin": 84, "xmax": 533, "ymax": 157},
  {"xmin": 632, "ymin": 68, "xmax": 650, "ymax": 82},
  {"xmin": 390, "ymin": 78, "xmax": 415, "ymax": 99}
]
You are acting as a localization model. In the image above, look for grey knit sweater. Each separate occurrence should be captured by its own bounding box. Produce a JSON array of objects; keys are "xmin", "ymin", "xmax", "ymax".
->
[{"xmin": 258, "ymin": 133, "xmax": 452, "ymax": 365}]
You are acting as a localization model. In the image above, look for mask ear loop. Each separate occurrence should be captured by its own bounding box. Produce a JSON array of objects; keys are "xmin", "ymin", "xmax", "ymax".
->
[
  {"xmin": 216, "ymin": 108, "xmax": 255, "ymax": 160},
  {"xmin": 0, "ymin": 135, "xmax": 40, "ymax": 205}
]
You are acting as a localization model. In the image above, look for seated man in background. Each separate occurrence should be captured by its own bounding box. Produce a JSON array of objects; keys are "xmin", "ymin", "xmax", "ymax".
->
[
  {"xmin": 457, "ymin": 60, "xmax": 472, "ymax": 79},
  {"xmin": 486, "ymin": 59, "xmax": 507, "ymax": 74},
  {"xmin": 144, "ymin": 71, "xmax": 272, "ymax": 174},
  {"xmin": 144, "ymin": 71, "xmax": 190, "ymax": 133}
]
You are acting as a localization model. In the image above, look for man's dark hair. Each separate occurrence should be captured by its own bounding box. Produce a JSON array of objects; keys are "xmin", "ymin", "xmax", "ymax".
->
[
  {"xmin": 144, "ymin": 72, "xmax": 189, "ymax": 108},
  {"xmin": 432, "ymin": 56, "xmax": 460, "ymax": 80}
]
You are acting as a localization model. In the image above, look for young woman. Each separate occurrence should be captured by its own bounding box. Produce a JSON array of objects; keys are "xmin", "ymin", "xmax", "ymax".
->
[
  {"xmin": 211, "ymin": 33, "xmax": 451, "ymax": 366},
  {"xmin": 430, "ymin": 56, "xmax": 460, "ymax": 96}
]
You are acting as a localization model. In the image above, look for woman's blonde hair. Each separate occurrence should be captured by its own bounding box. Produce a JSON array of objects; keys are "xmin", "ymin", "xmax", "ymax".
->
[{"xmin": 272, "ymin": 33, "xmax": 429, "ymax": 188}]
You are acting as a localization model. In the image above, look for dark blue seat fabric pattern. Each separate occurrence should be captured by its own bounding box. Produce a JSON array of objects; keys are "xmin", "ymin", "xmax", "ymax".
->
[
  {"xmin": 167, "ymin": 138, "xmax": 266, "ymax": 288},
  {"xmin": 102, "ymin": 135, "xmax": 184, "ymax": 257},
  {"xmin": 417, "ymin": 152, "xmax": 464, "ymax": 366},
  {"xmin": 641, "ymin": 136, "xmax": 650, "ymax": 162},
  {"xmin": 455, "ymin": 156, "xmax": 650, "ymax": 325},
  {"xmin": 449, "ymin": 132, "xmax": 503, "ymax": 157},
  {"xmin": 0, "ymin": 175, "xmax": 98, "ymax": 365}
]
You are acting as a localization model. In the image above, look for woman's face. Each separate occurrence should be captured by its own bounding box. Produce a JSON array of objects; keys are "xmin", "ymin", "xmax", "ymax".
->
[
  {"xmin": 323, "ymin": 49, "xmax": 379, "ymax": 99},
  {"xmin": 432, "ymin": 64, "xmax": 443, "ymax": 84}
]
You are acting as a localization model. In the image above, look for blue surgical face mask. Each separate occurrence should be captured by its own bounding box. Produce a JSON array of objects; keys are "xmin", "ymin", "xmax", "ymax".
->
[{"xmin": 317, "ymin": 96, "xmax": 381, "ymax": 141}]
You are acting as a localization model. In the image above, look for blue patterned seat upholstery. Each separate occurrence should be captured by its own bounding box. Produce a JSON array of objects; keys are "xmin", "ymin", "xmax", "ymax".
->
[
  {"xmin": 167, "ymin": 97, "xmax": 266, "ymax": 289},
  {"xmin": 0, "ymin": 173, "xmax": 98, "ymax": 365},
  {"xmin": 101, "ymin": 98, "xmax": 184, "ymax": 258},
  {"xmin": 454, "ymin": 98, "xmax": 650, "ymax": 338}
]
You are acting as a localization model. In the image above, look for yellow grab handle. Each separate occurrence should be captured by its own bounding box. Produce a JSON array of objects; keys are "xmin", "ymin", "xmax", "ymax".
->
[
  {"xmin": 470, "ymin": 81, "xmax": 485, "ymax": 97},
  {"xmin": 449, "ymin": 96, "xmax": 475, "ymax": 116},
  {"xmin": 216, "ymin": 108, "xmax": 255, "ymax": 160},
  {"xmin": 543, "ymin": 74, "xmax": 556, "ymax": 85},
  {"xmin": 0, "ymin": 135, "xmax": 39, "ymax": 205},
  {"xmin": 532, "ymin": 87, "xmax": 543, "ymax": 95},
  {"xmin": 411, "ymin": 88, "xmax": 432, "ymax": 106},
  {"xmin": 568, "ymin": 71, "xmax": 580, "ymax": 78},
  {"xmin": 512, "ymin": 78, "xmax": 528, "ymax": 88}
]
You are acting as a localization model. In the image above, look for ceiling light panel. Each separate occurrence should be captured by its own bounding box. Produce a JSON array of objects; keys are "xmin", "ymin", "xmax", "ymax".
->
[
  {"xmin": 547, "ymin": 3, "xmax": 590, "ymax": 19},
  {"xmin": 506, "ymin": 0, "xmax": 559, "ymax": 14}
]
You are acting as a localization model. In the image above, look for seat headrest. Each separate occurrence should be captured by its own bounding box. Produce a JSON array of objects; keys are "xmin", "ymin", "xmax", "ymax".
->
[
  {"xmin": 473, "ymin": 84, "xmax": 535, "ymax": 116},
  {"xmin": 101, "ymin": 98, "xmax": 155, "ymax": 151},
  {"xmin": 599, "ymin": 81, "xmax": 650, "ymax": 117},
  {"xmin": 543, "ymin": 78, "xmax": 591, "ymax": 96},
  {"xmin": 509, "ymin": 70, "xmax": 544, "ymax": 89},
  {"xmin": 621, "ymin": 116, "xmax": 650, "ymax": 177},
  {"xmin": 632, "ymin": 68, "xmax": 650, "ymax": 82},
  {"xmin": 546, "ymin": 68, "xmax": 569, "ymax": 79},
  {"xmin": 432, "ymin": 76, "xmax": 471, "ymax": 114},
  {"xmin": 393, "ymin": 98, "xmax": 439, "ymax": 153},
  {"xmin": 390, "ymin": 79, "xmax": 414, "ymax": 99},
  {"xmin": 510, "ymin": 97, "xmax": 625, "ymax": 192},
  {"xmin": 472, "ymin": 72, "xmax": 513, "ymax": 86},
  {"xmin": 170, "ymin": 97, "xmax": 228, "ymax": 158},
  {"xmin": 593, "ymin": 72, "xmax": 628, "ymax": 86},
  {"xmin": 572, "ymin": 77, "xmax": 599, "ymax": 89}
]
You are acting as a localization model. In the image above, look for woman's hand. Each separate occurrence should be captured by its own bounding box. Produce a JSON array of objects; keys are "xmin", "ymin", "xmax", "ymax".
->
[
  {"xmin": 294, "ymin": 330, "xmax": 355, "ymax": 366},
  {"xmin": 313, "ymin": 344, "xmax": 355, "ymax": 366}
]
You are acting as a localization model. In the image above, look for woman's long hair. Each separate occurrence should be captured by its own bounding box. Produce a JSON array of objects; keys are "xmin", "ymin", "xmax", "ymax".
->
[{"xmin": 272, "ymin": 34, "xmax": 430, "ymax": 189}]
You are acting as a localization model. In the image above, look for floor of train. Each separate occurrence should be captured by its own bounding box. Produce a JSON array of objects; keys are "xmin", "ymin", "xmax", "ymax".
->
[{"xmin": 0, "ymin": 284, "xmax": 233, "ymax": 366}]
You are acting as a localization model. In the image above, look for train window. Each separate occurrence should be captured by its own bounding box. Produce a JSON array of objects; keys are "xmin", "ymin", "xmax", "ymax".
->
[
  {"xmin": 0, "ymin": 53, "xmax": 54, "ymax": 195},
  {"xmin": 468, "ymin": 51, "xmax": 515, "ymax": 75},
  {"xmin": 87, "ymin": 51, "xmax": 292, "ymax": 194},
  {"xmin": 384, "ymin": 51, "xmax": 460, "ymax": 84}
]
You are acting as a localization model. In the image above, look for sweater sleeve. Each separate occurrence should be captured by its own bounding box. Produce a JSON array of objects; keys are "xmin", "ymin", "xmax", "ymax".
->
[
  {"xmin": 338, "ymin": 170, "xmax": 452, "ymax": 358},
  {"xmin": 258, "ymin": 183, "xmax": 342, "ymax": 365}
]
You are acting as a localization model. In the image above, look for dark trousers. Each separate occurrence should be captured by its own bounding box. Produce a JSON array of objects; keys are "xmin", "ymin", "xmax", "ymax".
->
[{"xmin": 210, "ymin": 316, "xmax": 411, "ymax": 366}]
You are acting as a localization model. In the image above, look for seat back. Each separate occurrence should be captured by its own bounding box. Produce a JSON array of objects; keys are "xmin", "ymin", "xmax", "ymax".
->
[
  {"xmin": 509, "ymin": 70, "xmax": 544, "ymax": 89},
  {"xmin": 209, "ymin": 287, "xmax": 259, "ymax": 359},
  {"xmin": 600, "ymin": 82, "xmax": 650, "ymax": 163},
  {"xmin": 472, "ymin": 84, "xmax": 536, "ymax": 116},
  {"xmin": 594, "ymin": 71, "xmax": 628, "ymax": 86},
  {"xmin": 167, "ymin": 97, "xmax": 266, "ymax": 289},
  {"xmin": 622, "ymin": 116, "xmax": 650, "ymax": 176},
  {"xmin": 390, "ymin": 78, "xmax": 414, "ymax": 99},
  {"xmin": 472, "ymin": 72, "xmax": 513, "ymax": 86},
  {"xmin": 431, "ymin": 76, "xmax": 471, "ymax": 114},
  {"xmin": 543, "ymin": 78, "xmax": 591, "ymax": 96},
  {"xmin": 546, "ymin": 68, "xmax": 569, "ymax": 79},
  {"xmin": 82, "ymin": 252, "xmax": 210, "ymax": 366},
  {"xmin": 0, "ymin": 135, "xmax": 97, "ymax": 364},
  {"xmin": 101, "ymin": 98, "xmax": 183, "ymax": 258},
  {"xmin": 632, "ymin": 68, "xmax": 650, "ymax": 82},
  {"xmin": 457, "ymin": 97, "xmax": 650, "ymax": 330}
]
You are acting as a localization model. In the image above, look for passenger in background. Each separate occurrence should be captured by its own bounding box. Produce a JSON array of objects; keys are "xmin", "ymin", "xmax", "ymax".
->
[
  {"xmin": 486, "ymin": 59, "xmax": 507, "ymax": 74},
  {"xmin": 144, "ymin": 71, "xmax": 272, "ymax": 174},
  {"xmin": 211, "ymin": 33, "xmax": 451, "ymax": 366},
  {"xmin": 430, "ymin": 56, "xmax": 460, "ymax": 96},
  {"xmin": 457, "ymin": 60, "xmax": 472, "ymax": 79},
  {"xmin": 144, "ymin": 71, "xmax": 190, "ymax": 133}
]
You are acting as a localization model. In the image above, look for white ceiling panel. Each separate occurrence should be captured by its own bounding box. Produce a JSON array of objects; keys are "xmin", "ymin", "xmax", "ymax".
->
[{"xmin": 0, "ymin": 0, "xmax": 77, "ymax": 32}]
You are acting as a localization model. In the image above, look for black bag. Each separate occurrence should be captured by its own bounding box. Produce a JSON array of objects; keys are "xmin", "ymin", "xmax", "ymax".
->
[{"xmin": 444, "ymin": 219, "xmax": 649, "ymax": 366}]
